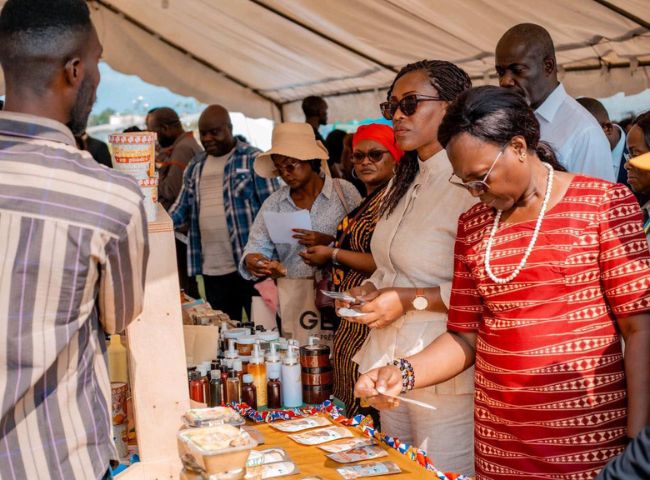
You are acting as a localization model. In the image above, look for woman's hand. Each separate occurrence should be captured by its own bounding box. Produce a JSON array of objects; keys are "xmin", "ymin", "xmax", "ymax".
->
[
  {"xmin": 354, "ymin": 365, "xmax": 403, "ymax": 410},
  {"xmin": 299, "ymin": 246, "xmax": 333, "ymax": 267},
  {"xmin": 244, "ymin": 253, "xmax": 273, "ymax": 278},
  {"xmin": 335, "ymin": 283, "xmax": 378, "ymax": 311},
  {"xmin": 292, "ymin": 229, "xmax": 335, "ymax": 247},
  {"xmin": 343, "ymin": 288, "xmax": 406, "ymax": 329}
]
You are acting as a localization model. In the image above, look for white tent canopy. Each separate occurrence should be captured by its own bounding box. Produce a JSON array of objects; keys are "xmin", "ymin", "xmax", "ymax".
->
[{"xmin": 2, "ymin": 0, "xmax": 650, "ymax": 122}]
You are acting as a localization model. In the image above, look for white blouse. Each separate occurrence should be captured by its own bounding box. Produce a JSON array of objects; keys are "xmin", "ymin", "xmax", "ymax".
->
[{"xmin": 353, "ymin": 149, "xmax": 477, "ymax": 394}]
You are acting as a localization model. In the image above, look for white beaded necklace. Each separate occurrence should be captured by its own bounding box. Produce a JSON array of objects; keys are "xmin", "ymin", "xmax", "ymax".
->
[{"xmin": 485, "ymin": 162, "xmax": 554, "ymax": 284}]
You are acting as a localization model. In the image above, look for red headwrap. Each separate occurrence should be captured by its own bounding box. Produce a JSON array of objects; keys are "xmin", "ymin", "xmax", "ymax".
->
[{"xmin": 352, "ymin": 123, "xmax": 403, "ymax": 163}]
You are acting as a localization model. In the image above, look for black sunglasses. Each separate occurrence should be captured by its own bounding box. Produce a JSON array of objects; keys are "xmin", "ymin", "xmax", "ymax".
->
[
  {"xmin": 351, "ymin": 149, "xmax": 388, "ymax": 164},
  {"xmin": 380, "ymin": 94, "xmax": 443, "ymax": 120}
]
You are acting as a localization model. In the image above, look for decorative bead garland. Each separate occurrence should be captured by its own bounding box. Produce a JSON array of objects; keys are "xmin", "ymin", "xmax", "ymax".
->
[{"xmin": 485, "ymin": 162, "xmax": 554, "ymax": 284}]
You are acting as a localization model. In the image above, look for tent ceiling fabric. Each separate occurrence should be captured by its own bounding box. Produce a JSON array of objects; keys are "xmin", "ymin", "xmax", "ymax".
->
[{"xmin": 0, "ymin": 0, "xmax": 649, "ymax": 122}]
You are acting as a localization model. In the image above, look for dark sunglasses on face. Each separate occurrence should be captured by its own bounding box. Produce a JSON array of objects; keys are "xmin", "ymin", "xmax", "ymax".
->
[
  {"xmin": 380, "ymin": 94, "xmax": 443, "ymax": 120},
  {"xmin": 351, "ymin": 149, "xmax": 388, "ymax": 164}
]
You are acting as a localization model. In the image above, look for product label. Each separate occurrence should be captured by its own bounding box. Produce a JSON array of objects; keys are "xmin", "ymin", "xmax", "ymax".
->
[
  {"xmin": 327, "ymin": 445, "xmax": 388, "ymax": 464},
  {"xmin": 336, "ymin": 461, "xmax": 401, "ymax": 479},
  {"xmin": 270, "ymin": 416, "xmax": 331, "ymax": 433},
  {"xmin": 319, "ymin": 437, "xmax": 378, "ymax": 453},
  {"xmin": 288, "ymin": 426, "xmax": 353, "ymax": 445}
]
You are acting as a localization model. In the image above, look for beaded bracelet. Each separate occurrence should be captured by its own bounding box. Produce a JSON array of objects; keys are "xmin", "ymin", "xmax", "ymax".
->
[{"xmin": 392, "ymin": 358, "xmax": 415, "ymax": 393}]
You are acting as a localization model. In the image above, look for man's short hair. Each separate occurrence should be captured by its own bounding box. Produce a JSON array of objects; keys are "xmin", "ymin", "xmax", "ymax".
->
[
  {"xmin": 149, "ymin": 107, "xmax": 182, "ymax": 128},
  {"xmin": 0, "ymin": 0, "xmax": 93, "ymax": 89},
  {"xmin": 302, "ymin": 96, "xmax": 326, "ymax": 117},
  {"xmin": 576, "ymin": 97, "xmax": 610, "ymax": 123},
  {"xmin": 500, "ymin": 23, "xmax": 556, "ymax": 63}
]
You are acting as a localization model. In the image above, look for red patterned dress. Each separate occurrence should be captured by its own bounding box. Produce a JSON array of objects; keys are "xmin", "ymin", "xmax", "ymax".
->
[{"xmin": 448, "ymin": 177, "xmax": 650, "ymax": 479}]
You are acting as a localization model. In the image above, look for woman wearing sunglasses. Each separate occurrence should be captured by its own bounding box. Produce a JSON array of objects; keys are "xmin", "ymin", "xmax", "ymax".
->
[
  {"xmin": 356, "ymin": 86, "xmax": 650, "ymax": 478},
  {"xmin": 299, "ymin": 123, "xmax": 400, "ymax": 422},
  {"xmin": 338, "ymin": 60, "xmax": 478, "ymax": 475}
]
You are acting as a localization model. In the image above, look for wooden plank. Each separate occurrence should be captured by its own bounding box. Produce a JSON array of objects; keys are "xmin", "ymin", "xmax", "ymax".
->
[{"xmin": 118, "ymin": 206, "xmax": 189, "ymax": 478}]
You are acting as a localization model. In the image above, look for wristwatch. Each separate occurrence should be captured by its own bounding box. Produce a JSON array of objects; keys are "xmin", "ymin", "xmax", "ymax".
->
[{"xmin": 412, "ymin": 288, "xmax": 428, "ymax": 311}]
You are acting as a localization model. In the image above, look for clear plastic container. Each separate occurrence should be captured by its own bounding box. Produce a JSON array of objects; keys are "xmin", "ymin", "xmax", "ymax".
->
[
  {"xmin": 177, "ymin": 424, "xmax": 257, "ymax": 477},
  {"xmin": 182, "ymin": 407, "xmax": 245, "ymax": 428}
]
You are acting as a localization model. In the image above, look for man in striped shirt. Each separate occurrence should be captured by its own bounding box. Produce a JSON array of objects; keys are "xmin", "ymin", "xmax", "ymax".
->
[{"xmin": 0, "ymin": 1, "xmax": 149, "ymax": 479}]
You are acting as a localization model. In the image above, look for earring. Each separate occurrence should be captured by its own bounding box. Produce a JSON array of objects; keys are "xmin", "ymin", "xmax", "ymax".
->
[
  {"xmin": 520, "ymin": 151, "xmax": 527, "ymax": 160},
  {"xmin": 351, "ymin": 169, "xmax": 359, "ymax": 179}
]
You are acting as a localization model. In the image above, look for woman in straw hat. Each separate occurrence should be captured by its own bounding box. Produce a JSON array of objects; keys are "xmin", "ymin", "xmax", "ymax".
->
[
  {"xmin": 239, "ymin": 122, "xmax": 361, "ymax": 345},
  {"xmin": 624, "ymin": 112, "xmax": 650, "ymax": 243}
]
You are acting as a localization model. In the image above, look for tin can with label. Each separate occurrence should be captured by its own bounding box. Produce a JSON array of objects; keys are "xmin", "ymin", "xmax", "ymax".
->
[{"xmin": 111, "ymin": 381, "xmax": 128, "ymax": 425}]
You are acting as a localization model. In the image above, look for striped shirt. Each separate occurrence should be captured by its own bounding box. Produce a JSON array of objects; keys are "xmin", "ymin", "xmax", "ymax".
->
[{"xmin": 0, "ymin": 112, "xmax": 149, "ymax": 480}]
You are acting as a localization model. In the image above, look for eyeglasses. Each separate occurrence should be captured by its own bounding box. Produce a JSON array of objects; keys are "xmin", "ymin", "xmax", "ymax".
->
[
  {"xmin": 351, "ymin": 149, "xmax": 389, "ymax": 164},
  {"xmin": 448, "ymin": 147, "xmax": 505, "ymax": 195},
  {"xmin": 274, "ymin": 160, "xmax": 302, "ymax": 175},
  {"xmin": 380, "ymin": 94, "xmax": 443, "ymax": 120}
]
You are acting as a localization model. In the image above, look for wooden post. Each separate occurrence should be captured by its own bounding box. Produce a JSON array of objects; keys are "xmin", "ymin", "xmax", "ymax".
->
[{"xmin": 117, "ymin": 204, "xmax": 189, "ymax": 479}]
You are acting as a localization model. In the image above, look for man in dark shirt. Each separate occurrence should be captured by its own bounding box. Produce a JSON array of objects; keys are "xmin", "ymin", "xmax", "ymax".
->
[
  {"xmin": 302, "ymin": 95, "xmax": 328, "ymax": 143},
  {"xmin": 75, "ymin": 130, "xmax": 113, "ymax": 168}
]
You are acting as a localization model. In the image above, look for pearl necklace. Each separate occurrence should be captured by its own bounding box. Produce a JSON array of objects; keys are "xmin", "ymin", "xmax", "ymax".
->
[{"xmin": 485, "ymin": 162, "xmax": 554, "ymax": 284}]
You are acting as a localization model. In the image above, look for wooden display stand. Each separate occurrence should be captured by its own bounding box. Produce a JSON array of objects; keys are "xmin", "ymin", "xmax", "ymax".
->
[{"xmin": 117, "ymin": 204, "xmax": 189, "ymax": 479}]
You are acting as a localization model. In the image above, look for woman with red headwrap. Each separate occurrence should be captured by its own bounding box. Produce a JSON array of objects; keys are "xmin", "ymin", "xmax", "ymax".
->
[{"xmin": 300, "ymin": 123, "xmax": 400, "ymax": 419}]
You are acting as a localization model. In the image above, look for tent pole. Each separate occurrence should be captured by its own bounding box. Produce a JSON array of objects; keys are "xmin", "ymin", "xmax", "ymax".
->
[{"xmin": 591, "ymin": 0, "xmax": 650, "ymax": 31}]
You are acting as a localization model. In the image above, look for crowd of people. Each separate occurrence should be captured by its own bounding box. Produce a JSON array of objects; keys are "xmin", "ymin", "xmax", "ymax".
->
[{"xmin": 1, "ymin": 0, "xmax": 650, "ymax": 479}]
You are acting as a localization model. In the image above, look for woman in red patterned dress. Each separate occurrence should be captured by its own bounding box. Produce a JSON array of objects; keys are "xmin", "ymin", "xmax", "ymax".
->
[{"xmin": 355, "ymin": 86, "xmax": 650, "ymax": 479}]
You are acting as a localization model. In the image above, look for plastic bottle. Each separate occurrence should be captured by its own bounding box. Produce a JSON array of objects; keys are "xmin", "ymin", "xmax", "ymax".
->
[
  {"xmin": 224, "ymin": 339, "xmax": 239, "ymax": 370},
  {"xmin": 267, "ymin": 375, "xmax": 282, "ymax": 409},
  {"xmin": 241, "ymin": 374, "xmax": 257, "ymax": 409},
  {"xmin": 107, "ymin": 335, "xmax": 128, "ymax": 383},
  {"xmin": 220, "ymin": 322, "xmax": 229, "ymax": 354},
  {"xmin": 281, "ymin": 345, "xmax": 302, "ymax": 407},
  {"xmin": 220, "ymin": 367, "xmax": 230, "ymax": 384},
  {"xmin": 233, "ymin": 359, "xmax": 244, "ymax": 399},
  {"xmin": 197, "ymin": 365, "xmax": 210, "ymax": 405},
  {"xmin": 247, "ymin": 343, "xmax": 267, "ymax": 408},
  {"xmin": 189, "ymin": 371, "xmax": 204, "ymax": 403},
  {"xmin": 209, "ymin": 370, "xmax": 223, "ymax": 407},
  {"xmin": 266, "ymin": 342, "xmax": 282, "ymax": 382},
  {"xmin": 226, "ymin": 370, "xmax": 241, "ymax": 404}
]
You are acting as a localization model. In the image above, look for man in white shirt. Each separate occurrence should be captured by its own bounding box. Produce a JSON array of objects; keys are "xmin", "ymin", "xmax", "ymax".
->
[
  {"xmin": 577, "ymin": 97, "xmax": 630, "ymax": 185},
  {"xmin": 495, "ymin": 23, "xmax": 614, "ymax": 181}
]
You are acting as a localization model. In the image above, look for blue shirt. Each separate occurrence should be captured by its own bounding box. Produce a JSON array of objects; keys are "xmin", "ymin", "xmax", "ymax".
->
[
  {"xmin": 535, "ymin": 83, "xmax": 615, "ymax": 182},
  {"xmin": 240, "ymin": 175, "xmax": 361, "ymax": 279},
  {"xmin": 611, "ymin": 124, "xmax": 627, "ymax": 179},
  {"xmin": 170, "ymin": 140, "xmax": 280, "ymax": 276}
]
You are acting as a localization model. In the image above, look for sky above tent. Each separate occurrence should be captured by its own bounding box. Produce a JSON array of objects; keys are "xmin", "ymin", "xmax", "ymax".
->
[{"xmin": 93, "ymin": 62, "xmax": 203, "ymax": 115}]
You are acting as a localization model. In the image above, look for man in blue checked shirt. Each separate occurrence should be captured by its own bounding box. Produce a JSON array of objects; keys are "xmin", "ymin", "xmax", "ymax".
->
[{"xmin": 170, "ymin": 105, "xmax": 280, "ymax": 320}]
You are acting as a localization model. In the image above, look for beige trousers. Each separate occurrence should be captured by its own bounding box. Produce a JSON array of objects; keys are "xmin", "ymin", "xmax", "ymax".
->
[{"xmin": 379, "ymin": 387, "xmax": 475, "ymax": 476}]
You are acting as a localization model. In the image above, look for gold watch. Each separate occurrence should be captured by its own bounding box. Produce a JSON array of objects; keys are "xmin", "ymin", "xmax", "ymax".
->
[{"xmin": 412, "ymin": 288, "xmax": 428, "ymax": 311}]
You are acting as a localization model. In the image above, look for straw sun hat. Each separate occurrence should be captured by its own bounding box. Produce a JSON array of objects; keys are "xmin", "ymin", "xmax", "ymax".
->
[
  {"xmin": 254, "ymin": 122, "xmax": 329, "ymax": 178},
  {"xmin": 629, "ymin": 151, "xmax": 650, "ymax": 171}
]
